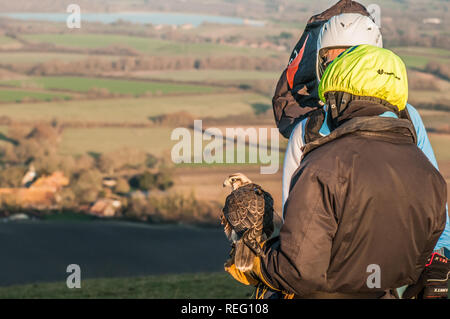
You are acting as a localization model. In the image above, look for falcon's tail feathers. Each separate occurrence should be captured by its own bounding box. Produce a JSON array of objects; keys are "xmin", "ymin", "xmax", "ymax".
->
[{"xmin": 235, "ymin": 240, "xmax": 255, "ymax": 272}]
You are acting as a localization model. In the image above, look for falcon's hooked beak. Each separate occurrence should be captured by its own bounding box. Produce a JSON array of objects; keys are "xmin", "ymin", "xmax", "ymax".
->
[{"xmin": 223, "ymin": 179, "xmax": 231, "ymax": 188}]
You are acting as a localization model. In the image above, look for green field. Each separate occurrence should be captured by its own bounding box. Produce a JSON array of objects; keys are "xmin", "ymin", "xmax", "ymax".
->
[
  {"xmin": 429, "ymin": 134, "xmax": 450, "ymax": 162},
  {"xmin": 53, "ymin": 108, "xmax": 450, "ymax": 162},
  {"xmin": 138, "ymin": 69, "xmax": 280, "ymax": 83},
  {"xmin": 0, "ymin": 272, "xmax": 253, "ymax": 299},
  {"xmin": 393, "ymin": 47, "xmax": 450, "ymax": 59},
  {"xmin": 0, "ymin": 52, "xmax": 120, "ymax": 64},
  {"xmin": 176, "ymin": 139, "xmax": 282, "ymax": 169},
  {"xmin": 0, "ymin": 88, "xmax": 71, "ymax": 103},
  {"xmin": 0, "ymin": 93, "xmax": 267, "ymax": 123},
  {"xmin": 399, "ymin": 55, "xmax": 431, "ymax": 69},
  {"xmin": 0, "ymin": 36, "xmax": 18, "ymax": 45},
  {"xmin": 410, "ymin": 110, "xmax": 450, "ymax": 161},
  {"xmin": 1, "ymin": 76, "xmax": 218, "ymax": 96},
  {"xmin": 60, "ymin": 127, "xmax": 175, "ymax": 156},
  {"xmin": 22, "ymin": 34, "xmax": 279, "ymax": 57},
  {"xmin": 392, "ymin": 47, "xmax": 450, "ymax": 69},
  {"xmin": 419, "ymin": 110, "xmax": 450, "ymax": 131}
]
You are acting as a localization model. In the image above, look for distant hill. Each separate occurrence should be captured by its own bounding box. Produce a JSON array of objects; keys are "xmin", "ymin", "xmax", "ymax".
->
[
  {"xmin": 0, "ymin": 0, "xmax": 448, "ymax": 21},
  {"xmin": 0, "ymin": 1, "xmax": 447, "ymax": 45}
]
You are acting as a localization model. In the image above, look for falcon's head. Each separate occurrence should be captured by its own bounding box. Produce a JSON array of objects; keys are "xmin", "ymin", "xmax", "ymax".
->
[{"xmin": 223, "ymin": 173, "xmax": 252, "ymax": 191}]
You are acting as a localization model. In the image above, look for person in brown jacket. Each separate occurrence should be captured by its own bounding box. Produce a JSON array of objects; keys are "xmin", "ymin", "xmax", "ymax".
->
[{"xmin": 225, "ymin": 45, "xmax": 448, "ymax": 299}]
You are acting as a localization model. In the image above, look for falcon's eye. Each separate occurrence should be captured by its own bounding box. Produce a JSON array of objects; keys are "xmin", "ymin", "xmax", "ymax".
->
[{"xmin": 231, "ymin": 178, "xmax": 236, "ymax": 182}]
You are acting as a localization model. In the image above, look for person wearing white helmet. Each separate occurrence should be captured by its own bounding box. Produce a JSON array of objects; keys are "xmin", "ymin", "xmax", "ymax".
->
[
  {"xmin": 281, "ymin": 13, "xmax": 450, "ymax": 294},
  {"xmin": 316, "ymin": 13, "xmax": 383, "ymax": 80},
  {"xmin": 283, "ymin": 13, "xmax": 384, "ymax": 214}
]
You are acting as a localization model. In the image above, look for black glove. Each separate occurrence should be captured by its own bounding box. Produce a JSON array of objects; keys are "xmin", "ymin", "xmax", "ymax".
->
[{"xmin": 403, "ymin": 252, "xmax": 449, "ymax": 299}]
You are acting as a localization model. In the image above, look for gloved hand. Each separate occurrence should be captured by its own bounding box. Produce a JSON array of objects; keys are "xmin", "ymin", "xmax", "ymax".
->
[
  {"xmin": 224, "ymin": 239, "xmax": 295, "ymax": 299},
  {"xmin": 403, "ymin": 252, "xmax": 449, "ymax": 299},
  {"xmin": 224, "ymin": 242, "xmax": 269, "ymax": 287}
]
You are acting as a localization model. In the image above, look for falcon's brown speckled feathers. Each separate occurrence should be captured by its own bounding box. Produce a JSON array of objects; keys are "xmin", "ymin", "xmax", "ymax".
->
[{"xmin": 221, "ymin": 173, "xmax": 274, "ymax": 271}]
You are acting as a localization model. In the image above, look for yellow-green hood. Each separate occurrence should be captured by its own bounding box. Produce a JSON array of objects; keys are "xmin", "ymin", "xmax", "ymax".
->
[{"xmin": 318, "ymin": 45, "xmax": 408, "ymax": 111}]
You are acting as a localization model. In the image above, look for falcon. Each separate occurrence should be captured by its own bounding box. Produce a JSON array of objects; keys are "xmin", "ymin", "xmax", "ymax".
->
[{"xmin": 221, "ymin": 173, "xmax": 274, "ymax": 271}]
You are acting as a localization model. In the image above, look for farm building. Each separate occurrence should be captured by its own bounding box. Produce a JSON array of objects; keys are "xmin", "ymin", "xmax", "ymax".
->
[{"xmin": 0, "ymin": 171, "xmax": 69, "ymax": 208}]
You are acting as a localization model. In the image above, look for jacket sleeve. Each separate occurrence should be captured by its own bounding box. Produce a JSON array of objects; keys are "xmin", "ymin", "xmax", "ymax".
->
[
  {"xmin": 407, "ymin": 104, "xmax": 439, "ymax": 168},
  {"xmin": 260, "ymin": 167, "xmax": 340, "ymax": 295},
  {"xmin": 406, "ymin": 104, "xmax": 450, "ymax": 251}
]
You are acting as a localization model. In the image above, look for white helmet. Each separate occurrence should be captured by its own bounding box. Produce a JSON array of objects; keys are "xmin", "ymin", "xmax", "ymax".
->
[{"xmin": 316, "ymin": 13, "xmax": 383, "ymax": 80}]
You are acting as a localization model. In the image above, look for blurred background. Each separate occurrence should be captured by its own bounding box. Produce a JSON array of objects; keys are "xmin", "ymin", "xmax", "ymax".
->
[{"xmin": 0, "ymin": 0, "xmax": 448, "ymax": 298}]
